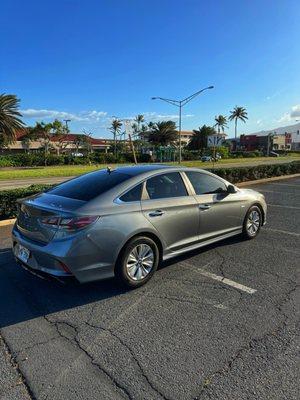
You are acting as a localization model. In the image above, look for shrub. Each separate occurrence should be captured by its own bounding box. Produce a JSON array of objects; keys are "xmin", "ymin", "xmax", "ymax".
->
[
  {"xmin": 0, "ymin": 184, "xmax": 53, "ymax": 220},
  {"xmin": 209, "ymin": 161, "xmax": 300, "ymax": 183}
]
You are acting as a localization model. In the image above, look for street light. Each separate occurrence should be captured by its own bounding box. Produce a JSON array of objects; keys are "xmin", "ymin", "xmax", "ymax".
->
[{"xmin": 151, "ymin": 85, "xmax": 214, "ymax": 163}]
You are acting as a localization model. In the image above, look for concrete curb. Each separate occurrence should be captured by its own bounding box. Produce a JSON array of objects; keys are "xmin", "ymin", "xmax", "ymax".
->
[
  {"xmin": 0, "ymin": 173, "xmax": 299, "ymax": 226},
  {"xmin": 0, "ymin": 218, "xmax": 16, "ymax": 227},
  {"xmin": 236, "ymin": 173, "xmax": 300, "ymax": 187}
]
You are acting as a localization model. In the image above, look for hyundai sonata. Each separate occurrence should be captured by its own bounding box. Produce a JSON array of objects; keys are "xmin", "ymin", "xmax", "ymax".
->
[{"xmin": 12, "ymin": 165, "xmax": 267, "ymax": 287}]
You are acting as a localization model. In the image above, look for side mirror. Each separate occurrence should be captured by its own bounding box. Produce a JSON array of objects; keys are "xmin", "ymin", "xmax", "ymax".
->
[{"xmin": 227, "ymin": 184, "xmax": 237, "ymax": 194}]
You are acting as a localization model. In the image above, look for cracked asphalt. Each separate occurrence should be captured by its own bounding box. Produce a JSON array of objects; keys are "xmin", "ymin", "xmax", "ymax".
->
[{"xmin": 0, "ymin": 176, "xmax": 299, "ymax": 400}]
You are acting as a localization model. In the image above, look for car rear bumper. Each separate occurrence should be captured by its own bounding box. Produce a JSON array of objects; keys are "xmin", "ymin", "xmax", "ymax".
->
[{"xmin": 12, "ymin": 224, "xmax": 115, "ymax": 283}]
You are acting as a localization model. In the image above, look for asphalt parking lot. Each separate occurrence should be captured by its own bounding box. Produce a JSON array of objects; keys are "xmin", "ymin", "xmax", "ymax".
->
[{"xmin": 0, "ymin": 176, "xmax": 299, "ymax": 400}]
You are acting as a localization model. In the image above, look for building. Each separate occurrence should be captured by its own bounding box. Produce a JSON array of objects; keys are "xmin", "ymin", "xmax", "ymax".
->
[
  {"xmin": 1, "ymin": 130, "xmax": 110, "ymax": 154},
  {"xmin": 179, "ymin": 130, "xmax": 194, "ymax": 146},
  {"xmin": 240, "ymin": 133, "xmax": 291, "ymax": 152}
]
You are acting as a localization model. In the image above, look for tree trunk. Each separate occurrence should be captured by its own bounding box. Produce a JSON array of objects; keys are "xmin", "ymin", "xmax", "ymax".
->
[{"xmin": 235, "ymin": 119, "xmax": 237, "ymax": 140}]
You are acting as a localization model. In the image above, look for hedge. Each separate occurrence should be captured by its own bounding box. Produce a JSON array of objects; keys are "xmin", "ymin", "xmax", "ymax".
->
[{"xmin": 0, "ymin": 161, "xmax": 299, "ymax": 220}]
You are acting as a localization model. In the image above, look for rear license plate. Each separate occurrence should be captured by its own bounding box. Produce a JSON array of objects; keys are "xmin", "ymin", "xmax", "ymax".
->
[{"xmin": 15, "ymin": 244, "xmax": 30, "ymax": 263}]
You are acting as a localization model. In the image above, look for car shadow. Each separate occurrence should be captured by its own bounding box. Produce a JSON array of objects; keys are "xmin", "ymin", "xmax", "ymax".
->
[{"xmin": 0, "ymin": 235, "xmax": 244, "ymax": 329}]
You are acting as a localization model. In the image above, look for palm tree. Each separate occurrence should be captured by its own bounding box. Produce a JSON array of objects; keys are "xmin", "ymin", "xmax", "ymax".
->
[
  {"xmin": 148, "ymin": 121, "xmax": 178, "ymax": 146},
  {"xmin": 229, "ymin": 106, "xmax": 248, "ymax": 139},
  {"xmin": 135, "ymin": 114, "xmax": 144, "ymax": 131},
  {"xmin": 109, "ymin": 119, "xmax": 122, "ymax": 156},
  {"xmin": 214, "ymin": 115, "xmax": 228, "ymax": 134},
  {"xmin": 188, "ymin": 125, "xmax": 216, "ymax": 153},
  {"xmin": 0, "ymin": 94, "xmax": 25, "ymax": 144}
]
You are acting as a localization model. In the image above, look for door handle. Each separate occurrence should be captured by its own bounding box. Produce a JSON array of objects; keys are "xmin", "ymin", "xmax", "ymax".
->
[
  {"xmin": 199, "ymin": 204, "xmax": 211, "ymax": 210},
  {"xmin": 149, "ymin": 210, "xmax": 164, "ymax": 217}
]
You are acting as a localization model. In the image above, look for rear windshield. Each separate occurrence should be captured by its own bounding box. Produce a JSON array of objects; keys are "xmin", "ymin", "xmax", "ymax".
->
[{"xmin": 48, "ymin": 170, "xmax": 131, "ymax": 201}]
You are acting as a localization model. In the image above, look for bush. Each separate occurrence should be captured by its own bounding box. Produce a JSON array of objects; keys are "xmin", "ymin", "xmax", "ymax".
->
[
  {"xmin": 210, "ymin": 161, "xmax": 300, "ymax": 183},
  {"xmin": 0, "ymin": 184, "xmax": 53, "ymax": 220}
]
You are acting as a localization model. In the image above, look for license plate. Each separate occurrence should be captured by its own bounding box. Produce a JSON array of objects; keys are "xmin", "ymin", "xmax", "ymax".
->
[{"xmin": 15, "ymin": 244, "xmax": 30, "ymax": 263}]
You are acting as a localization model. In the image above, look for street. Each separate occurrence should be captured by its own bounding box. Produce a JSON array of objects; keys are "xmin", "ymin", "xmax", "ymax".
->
[{"xmin": 0, "ymin": 177, "xmax": 299, "ymax": 400}]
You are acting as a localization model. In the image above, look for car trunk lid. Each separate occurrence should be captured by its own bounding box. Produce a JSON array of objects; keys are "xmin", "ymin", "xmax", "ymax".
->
[{"xmin": 16, "ymin": 193, "xmax": 86, "ymax": 244}]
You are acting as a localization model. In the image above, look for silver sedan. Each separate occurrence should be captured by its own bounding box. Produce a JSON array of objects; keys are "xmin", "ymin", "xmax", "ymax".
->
[{"xmin": 12, "ymin": 165, "xmax": 267, "ymax": 288}]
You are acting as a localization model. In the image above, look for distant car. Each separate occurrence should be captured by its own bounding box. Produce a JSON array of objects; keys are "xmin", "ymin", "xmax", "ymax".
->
[
  {"xmin": 201, "ymin": 155, "xmax": 212, "ymax": 162},
  {"xmin": 71, "ymin": 152, "xmax": 84, "ymax": 157},
  {"xmin": 201, "ymin": 153, "xmax": 221, "ymax": 162},
  {"xmin": 269, "ymin": 151, "xmax": 279, "ymax": 157},
  {"xmin": 12, "ymin": 165, "xmax": 267, "ymax": 288}
]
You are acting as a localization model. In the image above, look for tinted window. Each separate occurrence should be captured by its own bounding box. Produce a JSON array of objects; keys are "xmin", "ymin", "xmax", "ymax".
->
[
  {"xmin": 186, "ymin": 172, "xmax": 227, "ymax": 195},
  {"xmin": 146, "ymin": 172, "xmax": 187, "ymax": 199},
  {"xmin": 48, "ymin": 170, "xmax": 131, "ymax": 201},
  {"xmin": 119, "ymin": 183, "xmax": 142, "ymax": 202}
]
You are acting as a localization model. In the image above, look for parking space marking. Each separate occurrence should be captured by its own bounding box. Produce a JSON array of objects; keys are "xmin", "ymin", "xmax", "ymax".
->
[
  {"xmin": 267, "ymin": 204, "xmax": 300, "ymax": 210},
  {"xmin": 263, "ymin": 227, "xmax": 300, "ymax": 237},
  {"xmin": 181, "ymin": 261, "xmax": 257, "ymax": 294}
]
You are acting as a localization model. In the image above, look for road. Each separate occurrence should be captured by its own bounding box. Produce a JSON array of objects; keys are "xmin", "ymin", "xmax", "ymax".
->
[
  {"xmin": 0, "ymin": 157, "xmax": 298, "ymax": 190},
  {"xmin": 0, "ymin": 177, "xmax": 299, "ymax": 400}
]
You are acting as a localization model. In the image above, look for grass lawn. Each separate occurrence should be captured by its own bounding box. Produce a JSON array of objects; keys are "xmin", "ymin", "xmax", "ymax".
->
[{"xmin": 0, "ymin": 156, "xmax": 299, "ymax": 180}]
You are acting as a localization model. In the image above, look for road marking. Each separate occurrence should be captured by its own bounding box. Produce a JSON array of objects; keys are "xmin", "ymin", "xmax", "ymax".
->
[
  {"xmin": 268, "ymin": 204, "xmax": 300, "ymax": 210},
  {"xmin": 263, "ymin": 227, "xmax": 300, "ymax": 237},
  {"xmin": 271, "ymin": 183, "xmax": 300, "ymax": 188},
  {"xmin": 198, "ymin": 269, "xmax": 256, "ymax": 294},
  {"xmin": 181, "ymin": 261, "xmax": 256, "ymax": 294}
]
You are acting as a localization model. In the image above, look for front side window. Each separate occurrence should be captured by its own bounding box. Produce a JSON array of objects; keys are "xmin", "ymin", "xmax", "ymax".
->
[
  {"xmin": 119, "ymin": 183, "xmax": 143, "ymax": 202},
  {"xmin": 146, "ymin": 172, "xmax": 187, "ymax": 200},
  {"xmin": 186, "ymin": 172, "xmax": 227, "ymax": 195}
]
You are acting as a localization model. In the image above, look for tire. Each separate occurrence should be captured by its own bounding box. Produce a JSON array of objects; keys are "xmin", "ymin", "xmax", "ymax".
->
[
  {"xmin": 242, "ymin": 205, "xmax": 262, "ymax": 239},
  {"xmin": 115, "ymin": 236, "xmax": 159, "ymax": 288}
]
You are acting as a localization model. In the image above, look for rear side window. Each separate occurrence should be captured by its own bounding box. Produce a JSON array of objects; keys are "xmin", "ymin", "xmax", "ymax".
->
[
  {"xmin": 48, "ymin": 170, "xmax": 131, "ymax": 201},
  {"xmin": 119, "ymin": 184, "xmax": 143, "ymax": 202},
  {"xmin": 146, "ymin": 172, "xmax": 187, "ymax": 199},
  {"xmin": 186, "ymin": 171, "xmax": 227, "ymax": 195}
]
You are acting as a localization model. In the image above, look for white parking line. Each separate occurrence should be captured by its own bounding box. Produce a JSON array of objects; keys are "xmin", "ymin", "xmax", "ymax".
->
[
  {"xmin": 263, "ymin": 227, "xmax": 300, "ymax": 237},
  {"xmin": 268, "ymin": 204, "xmax": 300, "ymax": 210},
  {"xmin": 181, "ymin": 261, "xmax": 257, "ymax": 294},
  {"xmin": 198, "ymin": 269, "xmax": 257, "ymax": 294}
]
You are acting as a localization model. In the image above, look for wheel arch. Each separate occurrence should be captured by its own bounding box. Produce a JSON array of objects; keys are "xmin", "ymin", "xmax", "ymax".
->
[{"xmin": 114, "ymin": 231, "xmax": 164, "ymax": 274}]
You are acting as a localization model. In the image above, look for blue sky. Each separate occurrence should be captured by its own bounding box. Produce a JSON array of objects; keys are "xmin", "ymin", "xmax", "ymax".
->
[{"xmin": 1, "ymin": 0, "xmax": 300, "ymax": 138}]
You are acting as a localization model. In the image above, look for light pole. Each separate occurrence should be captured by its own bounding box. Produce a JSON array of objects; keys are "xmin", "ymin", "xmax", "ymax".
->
[
  {"xmin": 63, "ymin": 119, "xmax": 71, "ymax": 130},
  {"xmin": 151, "ymin": 85, "xmax": 214, "ymax": 163}
]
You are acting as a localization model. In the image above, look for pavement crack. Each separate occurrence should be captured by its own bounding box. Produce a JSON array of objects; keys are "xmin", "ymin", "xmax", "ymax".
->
[
  {"xmin": 42, "ymin": 316, "xmax": 132, "ymax": 400},
  {"xmin": 0, "ymin": 333, "xmax": 35, "ymax": 400},
  {"xmin": 86, "ymin": 321, "xmax": 171, "ymax": 400},
  {"xmin": 194, "ymin": 281, "xmax": 300, "ymax": 399}
]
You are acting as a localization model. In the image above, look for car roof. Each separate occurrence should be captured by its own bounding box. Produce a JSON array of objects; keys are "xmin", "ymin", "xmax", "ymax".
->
[{"xmin": 112, "ymin": 164, "xmax": 175, "ymax": 176}]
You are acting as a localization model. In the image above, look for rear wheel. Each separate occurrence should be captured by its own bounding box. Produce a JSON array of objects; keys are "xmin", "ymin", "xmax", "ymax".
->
[
  {"xmin": 243, "ymin": 205, "xmax": 262, "ymax": 239},
  {"xmin": 115, "ymin": 236, "xmax": 159, "ymax": 288}
]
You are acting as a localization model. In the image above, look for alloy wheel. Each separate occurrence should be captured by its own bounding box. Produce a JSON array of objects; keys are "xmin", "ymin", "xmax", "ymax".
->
[
  {"xmin": 246, "ymin": 210, "xmax": 260, "ymax": 236},
  {"xmin": 126, "ymin": 244, "xmax": 154, "ymax": 281}
]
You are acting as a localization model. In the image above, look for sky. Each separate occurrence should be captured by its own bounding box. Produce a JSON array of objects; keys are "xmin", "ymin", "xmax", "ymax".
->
[{"xmin": 1, "ymin": 0, "xmax": 300, "ymax": 138}]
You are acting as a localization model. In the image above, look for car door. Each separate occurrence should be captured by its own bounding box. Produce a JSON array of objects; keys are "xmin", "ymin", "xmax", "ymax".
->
[
  {"xmin": 141, "ymin": 172, "xmax": 199, "ymax": 252},
  {"xmin": 184, "ymin": 171, "xmax": 244, "ymax": 240}
]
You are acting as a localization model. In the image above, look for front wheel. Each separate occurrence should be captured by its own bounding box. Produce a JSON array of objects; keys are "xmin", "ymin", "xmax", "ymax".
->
[
  {"xmin": 115, "ymin": 236, "xmax": 159, "ymax": 288},
  {"xmin": 242, "ymin": 205, "xmax": 262, "ymax": 239}
]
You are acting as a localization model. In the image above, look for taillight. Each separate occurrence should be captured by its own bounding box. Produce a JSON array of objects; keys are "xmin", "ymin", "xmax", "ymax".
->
[{"xmin": 41, "ymin": 216, "xmax": 98, "ymax": 231}]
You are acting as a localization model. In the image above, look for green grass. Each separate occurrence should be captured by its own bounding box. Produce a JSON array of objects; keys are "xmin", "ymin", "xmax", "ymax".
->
[{"xmin": 0, "ymin": 155, "xmax": 299, "ymax": 180}]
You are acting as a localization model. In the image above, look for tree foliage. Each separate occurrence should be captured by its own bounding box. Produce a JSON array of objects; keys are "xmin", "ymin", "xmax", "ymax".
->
[
  {"xmin": 147, "ymin": 120, "xmax": 178, "ymax": 146},
  {"xmin": 188, "ymin": 125, "xmax": 216, "ymax": 151},
  {"xmin": 214, "ymin": 115, "xmax": 228, "ymax": 133},
  {"xmin": 0, "ymin": 94, "xmax": 25, "ymax": 144}
]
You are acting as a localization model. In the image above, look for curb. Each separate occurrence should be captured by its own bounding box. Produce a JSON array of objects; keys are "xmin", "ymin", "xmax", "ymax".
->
[
  {"xmin": 236, "ymin": 173, "xmax": 300, "ymax": 187},
  {"xmin": 0, "ymin": 218, "xmax": 16, "ymax": 227},
  {"xmin": 0, "ymin": 173, "xmax": 299, "ymax": 226}
]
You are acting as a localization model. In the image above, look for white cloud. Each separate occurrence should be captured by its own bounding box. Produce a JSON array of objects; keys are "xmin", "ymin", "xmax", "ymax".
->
[
  {"xmin": 278, "ymin": 105, "xmax": 300, "ymax": 123},
  {"xmin": 290, "ymin": 104, "xmax": 300, "ymax": 118},
  {"xmin": 21, "ymin": 108, "xmax": 107, "ymax": 122},
  {"xmin": 256, "ymin": 119, "xmax": 262, "ymax": 125}
]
